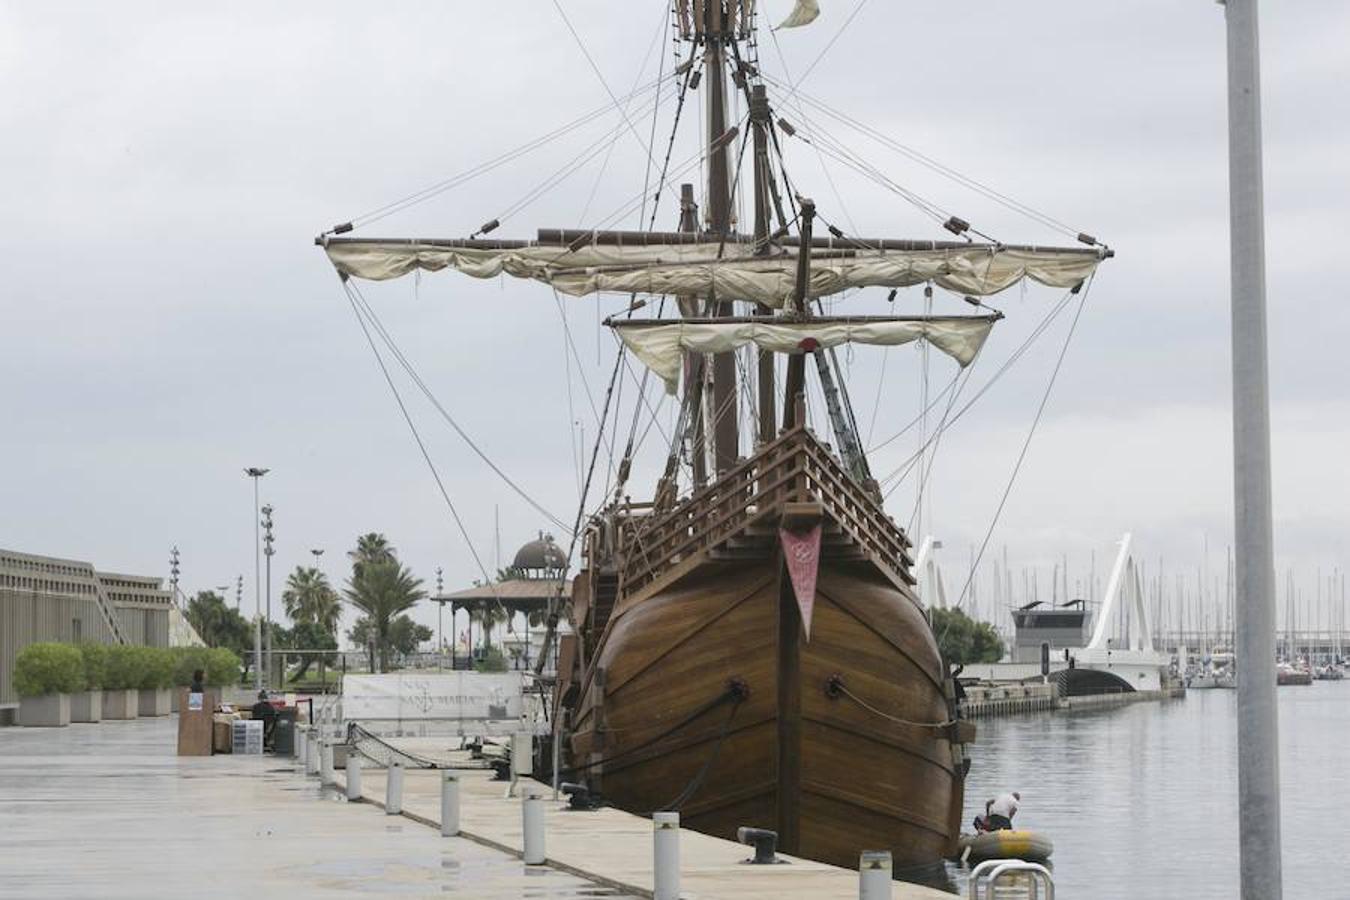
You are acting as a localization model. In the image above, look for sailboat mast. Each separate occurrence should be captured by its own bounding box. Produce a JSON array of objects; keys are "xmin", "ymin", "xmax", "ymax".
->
[
  {"xmin": 750, "ymin": 83, "xmax": 777, "ymax": 443},
  {"xmin": 702, "ymin": 2, "xmax": 739, "ymax": 475}
]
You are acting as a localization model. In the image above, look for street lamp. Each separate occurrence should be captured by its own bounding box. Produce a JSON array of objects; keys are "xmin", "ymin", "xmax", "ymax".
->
[
  {"xmin": 169, "ymin": 546, "xmax": 181, "ymax": 609},
  {"xmin": 261, "ymin": 504, "xmax": 276, "ymax": 689},
  {"xmin": 310, "ymin": 548, "xmax": 324, "ymax": 571},
  {"xmin": 244, "ymin": 467, "xmax": 269, "ymax": 691},
  {"xmin": 435, "ymin": 567, "xmax": 445, "ymax": 671}
]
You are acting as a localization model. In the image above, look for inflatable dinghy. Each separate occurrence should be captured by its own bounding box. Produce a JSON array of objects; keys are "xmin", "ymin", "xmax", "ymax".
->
[{"xmin": 955, "ymin": 830, "xmax": 1054, "ymax": 863}]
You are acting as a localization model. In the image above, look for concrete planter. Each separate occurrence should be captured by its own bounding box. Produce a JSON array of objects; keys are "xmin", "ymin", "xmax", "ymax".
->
[
  {"xmin": 19, "ymin": 693, "xmax": 71, "ymax": 727},
  {"xmin": 102, "ymin": 689, "xmax": 140, "ymax": 720},
  {"xmin": 138, "ymin": 688, "xmax": 172, "ymax": 717},
  {"xmin": 70, "ymin": 690, "xmax": 104, "ymax": 723}
]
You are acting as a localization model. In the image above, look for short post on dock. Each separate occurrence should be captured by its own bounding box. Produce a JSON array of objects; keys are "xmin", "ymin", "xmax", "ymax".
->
[
  {"xmin": 386, "ymin": 761, "xmax": 404, "ymax": 815},
  {"xmin": 441, "ymin": 773, "xmax": 460, "ymax": 837},
  {"xmin": 858, "ymin": 849, "xmax": 891, "ymax": 900},
  {"xmin": 345, "ymin": 754, "xmax": 362, "ymax": 801},
  {"xmin": 522, "ymin": 788, "xmax": 546, "ymax": 864},
  {"xmin": 653, "ymin": 811, "xmax": 680, "ymax": 900}
]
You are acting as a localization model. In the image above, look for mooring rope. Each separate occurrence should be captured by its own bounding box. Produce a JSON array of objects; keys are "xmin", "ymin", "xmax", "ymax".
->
[{"xmin": 829, "ymin": 678, "xmax": 955, "ymax": 730}]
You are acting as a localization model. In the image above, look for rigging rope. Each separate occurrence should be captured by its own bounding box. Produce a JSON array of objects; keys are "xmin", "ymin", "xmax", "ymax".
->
[
  {"xmin": 949, "ymin": 274, "xmax": 1097, "ymax": 618},
  {"xmin": 339, "ymin": 76, "xmax": 669, "ymax": 231},
  {"xmin": 346, "ymin": 280, "xmax": 572, "ymax": 535},
  {"xmin": 341, "ymin": 278, "xmax": 501, "ymax": 594}
]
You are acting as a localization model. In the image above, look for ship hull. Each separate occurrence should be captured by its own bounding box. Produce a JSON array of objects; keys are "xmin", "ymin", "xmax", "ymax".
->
[{"xmin": 567, "ymin": 553, "xmax": 965, "ymax": 870}]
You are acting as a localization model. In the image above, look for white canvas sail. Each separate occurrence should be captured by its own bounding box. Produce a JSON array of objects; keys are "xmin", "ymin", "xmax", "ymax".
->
[
  {"xmin": 323, "ymin": 238, "xmax": 1101, "ymax": 307},
  {"xmin": 775, "ymin": 0, "xmax": 820, "ymax": 30},
  {"xmin": 610, "ymin": 316, "xmax": 997, "ymax": 393}
]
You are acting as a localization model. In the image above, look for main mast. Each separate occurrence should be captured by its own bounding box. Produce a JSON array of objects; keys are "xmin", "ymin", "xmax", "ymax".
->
[{"xmin": 700, "ymin": 0, "xmax": 739, "ymax": 476}]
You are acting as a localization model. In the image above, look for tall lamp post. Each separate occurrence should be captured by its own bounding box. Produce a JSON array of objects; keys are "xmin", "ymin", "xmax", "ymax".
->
[
  {"xmin": 244, "ymin": 467, "xmax": 269, "ymax": 691},
  {"xmin": 310, "ymin": 548, "xmax": 324, "ymax": 571},
  {"xmin": 169, "ymin": 546, "xmax": 181, "ymax": 609},
  {"xmin": 262, "ymin": 504, "xmax": 276, "ymax": 689},
  {"xmin": 435, "ymin": 567, "xmax": 445, "ymax": 671},
  {"xmin": 1223, "ymin": 1, "xmax": 1282, "ymax": 897}
]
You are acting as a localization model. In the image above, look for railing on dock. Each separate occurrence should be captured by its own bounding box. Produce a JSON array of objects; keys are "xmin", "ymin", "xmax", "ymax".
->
[{"xmin": 968, "ymin": 859, "xmax": 1055, "ymax": 899}]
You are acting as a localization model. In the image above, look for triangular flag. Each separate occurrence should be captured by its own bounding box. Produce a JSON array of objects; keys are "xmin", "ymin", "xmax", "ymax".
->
[
  {"xmin": 775, "ymin": 0, "xmax": 821, "ymax": 30},
  {"xmin": 780, "ymin": 524, "xmax": 823, "ymax": 639}
]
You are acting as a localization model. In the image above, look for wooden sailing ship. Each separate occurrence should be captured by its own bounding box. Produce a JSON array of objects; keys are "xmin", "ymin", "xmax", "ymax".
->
[{"xmin": 318, "ymin": 1, "xmax": 1108, "ymax": 873}]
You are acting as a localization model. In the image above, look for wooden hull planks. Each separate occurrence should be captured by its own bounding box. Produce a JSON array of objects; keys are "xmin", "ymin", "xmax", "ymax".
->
[{"xmin": 565, "ymin": 554, "xmax": 967, "ymax": 870}]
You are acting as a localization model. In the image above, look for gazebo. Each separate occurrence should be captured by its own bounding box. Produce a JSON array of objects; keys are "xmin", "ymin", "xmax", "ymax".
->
[{"xmin": 434, "ymin": 533, "xmax": 570, "ymax": 670}]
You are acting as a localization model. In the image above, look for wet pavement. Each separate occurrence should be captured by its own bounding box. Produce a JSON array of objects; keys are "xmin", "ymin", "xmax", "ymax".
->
[{"xmin": 0, "ymin": 717, "xmax": 633, "ymax": 899}]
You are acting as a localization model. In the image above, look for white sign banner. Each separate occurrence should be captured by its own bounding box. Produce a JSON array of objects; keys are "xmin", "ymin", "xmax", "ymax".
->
[{"xmin": 342, "ymin": 672, "xmax": 524, "ymax": 724}]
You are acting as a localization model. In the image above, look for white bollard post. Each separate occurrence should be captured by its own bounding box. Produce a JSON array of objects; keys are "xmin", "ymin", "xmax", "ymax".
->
[
  {"xmin": 320, "ymin": 741, "xmax": 335, "ymax": 786},
  {"xmin": 441, "ymin": 773, "xmax": 460, "ymax": 837},
  {"xmin": 346, "ymin": 755, "xmax": 363, "ymax": 801},
  {"xmin": 653, "ymin": 811, "xmax": 680, "ymax": 900},
  {"xmin": 508, "ymin": 730, "xmax": 533, "ymax": 798},
  {"xmin": 858, "ymin": 850, "xmax": 891, "ymax": 900},
  {"xmin": 522, "ymin": 788, "xmax": 545, "ymax": 864},
  {"xmin": 386, "ymin": 762, "xmax": 404, "ymax": 815},
  {"xmin": 295, "ymin": 727, "xmax": 308, "ymax": 767},
  {"xmin": 305, "ymin": 733, "xmax": 319, "ymax": 776}
]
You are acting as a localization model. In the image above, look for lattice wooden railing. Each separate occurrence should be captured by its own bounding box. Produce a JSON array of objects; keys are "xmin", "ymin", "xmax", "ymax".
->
[{"xmin": 614, "ymin": 425, "xmax": 914, "ymax": 599}]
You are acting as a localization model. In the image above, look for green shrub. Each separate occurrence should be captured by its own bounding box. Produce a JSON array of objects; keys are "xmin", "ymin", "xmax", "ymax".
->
[
  {"xmin": 103, "ymin": 645, "xmax": 141, "ymax": 690},
  {"xmin": 205, "ymin": 648, "xmax": 241, "ymax": 686},
  {"xmin": 131, "ymin": 647, "xmax": 174, "ymax": 690},
  {"xmin": 78, "ymin": 642, "xmax": 110, "ymax": 691},
  {"xmin": 12, "ymin": 643, "xmax": 85, "ymax": 697},
  {"xmin": 474, "ymin": 646, "xmax": 508, "ymax": 673},
  {"xmin": 170, "ymin": 646, "xmax": 210, "ymax": 686}
]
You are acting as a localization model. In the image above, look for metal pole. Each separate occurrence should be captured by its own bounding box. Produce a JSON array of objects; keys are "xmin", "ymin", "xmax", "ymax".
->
[
  {"xmin": 1223, "ymin": 1, "xmax": 1282, "ymax": 897},
  {"xmin": 252, "ymin": 475, "xmax": 263, "ymax": 692}
]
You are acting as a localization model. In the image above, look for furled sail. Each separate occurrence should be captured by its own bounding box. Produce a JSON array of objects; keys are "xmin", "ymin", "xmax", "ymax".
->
[
  {"xmin": 321, "ymin": 234, "xmax": 1104, "ymax": 308},
  {"xmin": 609, "ymin": 315, "xmax": 998, "ymax": 394}
]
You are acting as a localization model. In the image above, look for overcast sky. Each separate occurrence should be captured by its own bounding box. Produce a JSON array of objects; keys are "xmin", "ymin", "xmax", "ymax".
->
[{"xmin": 3, "ymin": 1, "xmax": 1347, "ymax": 644}]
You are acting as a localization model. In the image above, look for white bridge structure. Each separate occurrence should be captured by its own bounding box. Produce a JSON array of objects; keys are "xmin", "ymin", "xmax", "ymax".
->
[{"xmin": 938, "ymin": 532, "xmax": 1174, "ymax": 694}]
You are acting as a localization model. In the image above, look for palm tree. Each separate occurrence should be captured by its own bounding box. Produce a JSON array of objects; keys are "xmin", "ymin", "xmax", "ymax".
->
[
  {"xmin": 470, "ymin": 600, "xmax": 509, "ymax": 654},
  {"xmin": 344, "ymin": 560, "xmax": 425, "ymax": 672},
  {"xmin": 282, "ymin": 567, "xmax": 341, "ymax": 637},
  {"xmin": 349, "ymin": 532, "xmax": 396, "ymax": 578}
]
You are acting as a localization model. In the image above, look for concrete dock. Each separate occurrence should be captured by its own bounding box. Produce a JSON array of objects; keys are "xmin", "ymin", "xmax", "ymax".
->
[
  {"xmin": 0, "ymin": 718, "xmax": 634, "ymax": 898},
  {"xmin": 344, "ymin": 736, "xmax": 954, "ymax": 899}
]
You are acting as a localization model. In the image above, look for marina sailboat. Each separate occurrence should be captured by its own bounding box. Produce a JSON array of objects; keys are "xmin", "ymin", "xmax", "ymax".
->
[{"xmin": 317, "ymin": 2, "xmax": 1109, "ymax": 872}]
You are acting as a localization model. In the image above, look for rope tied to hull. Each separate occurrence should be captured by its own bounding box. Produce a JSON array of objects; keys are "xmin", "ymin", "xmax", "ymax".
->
[
  {"xmin": 825, "ymin": 674, "xmax": 955, "ymax": 730},
  {"xmin": 560, "ymin": 678, "xmax": 749, "ymax": 777}
]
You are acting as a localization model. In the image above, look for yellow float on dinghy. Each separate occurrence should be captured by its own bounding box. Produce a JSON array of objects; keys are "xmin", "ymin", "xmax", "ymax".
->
[{"xmin": 956, "ymin": 830, "xmax": 1054, "ymax": 862}]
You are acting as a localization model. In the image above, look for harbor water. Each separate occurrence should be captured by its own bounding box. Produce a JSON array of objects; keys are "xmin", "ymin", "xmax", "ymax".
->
[{"xmin": 944, "ymin": 681, "xmax": 1348, "ymax": 899}]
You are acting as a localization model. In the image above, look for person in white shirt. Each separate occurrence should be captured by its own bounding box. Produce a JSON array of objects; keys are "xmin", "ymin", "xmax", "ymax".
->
[{"xmin": 984, "ymin": 791, "xmax": 1020, "ymax": 831}]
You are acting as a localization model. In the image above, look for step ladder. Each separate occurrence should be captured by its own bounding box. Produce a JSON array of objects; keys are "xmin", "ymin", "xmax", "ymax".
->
[{"xmin": 968, "ymin": 860, "xmax": 1055, "ymax": 900}]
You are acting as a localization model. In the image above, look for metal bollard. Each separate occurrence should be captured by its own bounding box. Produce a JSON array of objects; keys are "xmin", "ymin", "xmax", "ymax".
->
[
  {"xmin": 522, "ymin": 788, "xmax": 546, "ymax": 864},
  {"xmin": 441, "ymin": 773, "xmax": 460, "ymax": 837},
  {"xmin": 346, "ymin": 755, "xmax": 362, "ymax": 801},
  {"xmin": 320, "ymin": 741, "xmax": 335, "ymax": 786},
  {"xmin": 653, "ymin": 811, "xmax": 680, "ymax": 900},
  {"xmin": 858, "ymin": 849, "xmax": 891, "ymax": 900},
  {"xmin": 305, "ymin": 733, "xmax": 319, "ymax": 776},
  {"xmin": 295, "ymin": 727, "xmax": 308, "ymax": 767},
  {"xmin": 386, "ymin": 762, "xmax": 404, "ymax": 815}
]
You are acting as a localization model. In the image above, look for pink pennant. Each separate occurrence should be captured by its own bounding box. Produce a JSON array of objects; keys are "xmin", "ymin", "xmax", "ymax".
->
[{"xmin": 780, "ymin": 524, "xmax": 822, "ymax": 640}]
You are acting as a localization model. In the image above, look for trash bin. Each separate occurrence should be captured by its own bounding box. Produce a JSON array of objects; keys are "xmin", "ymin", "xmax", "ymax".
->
[{"xmin": 273, "ymin": 707, "xmax": 298, "ymax": 757}]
